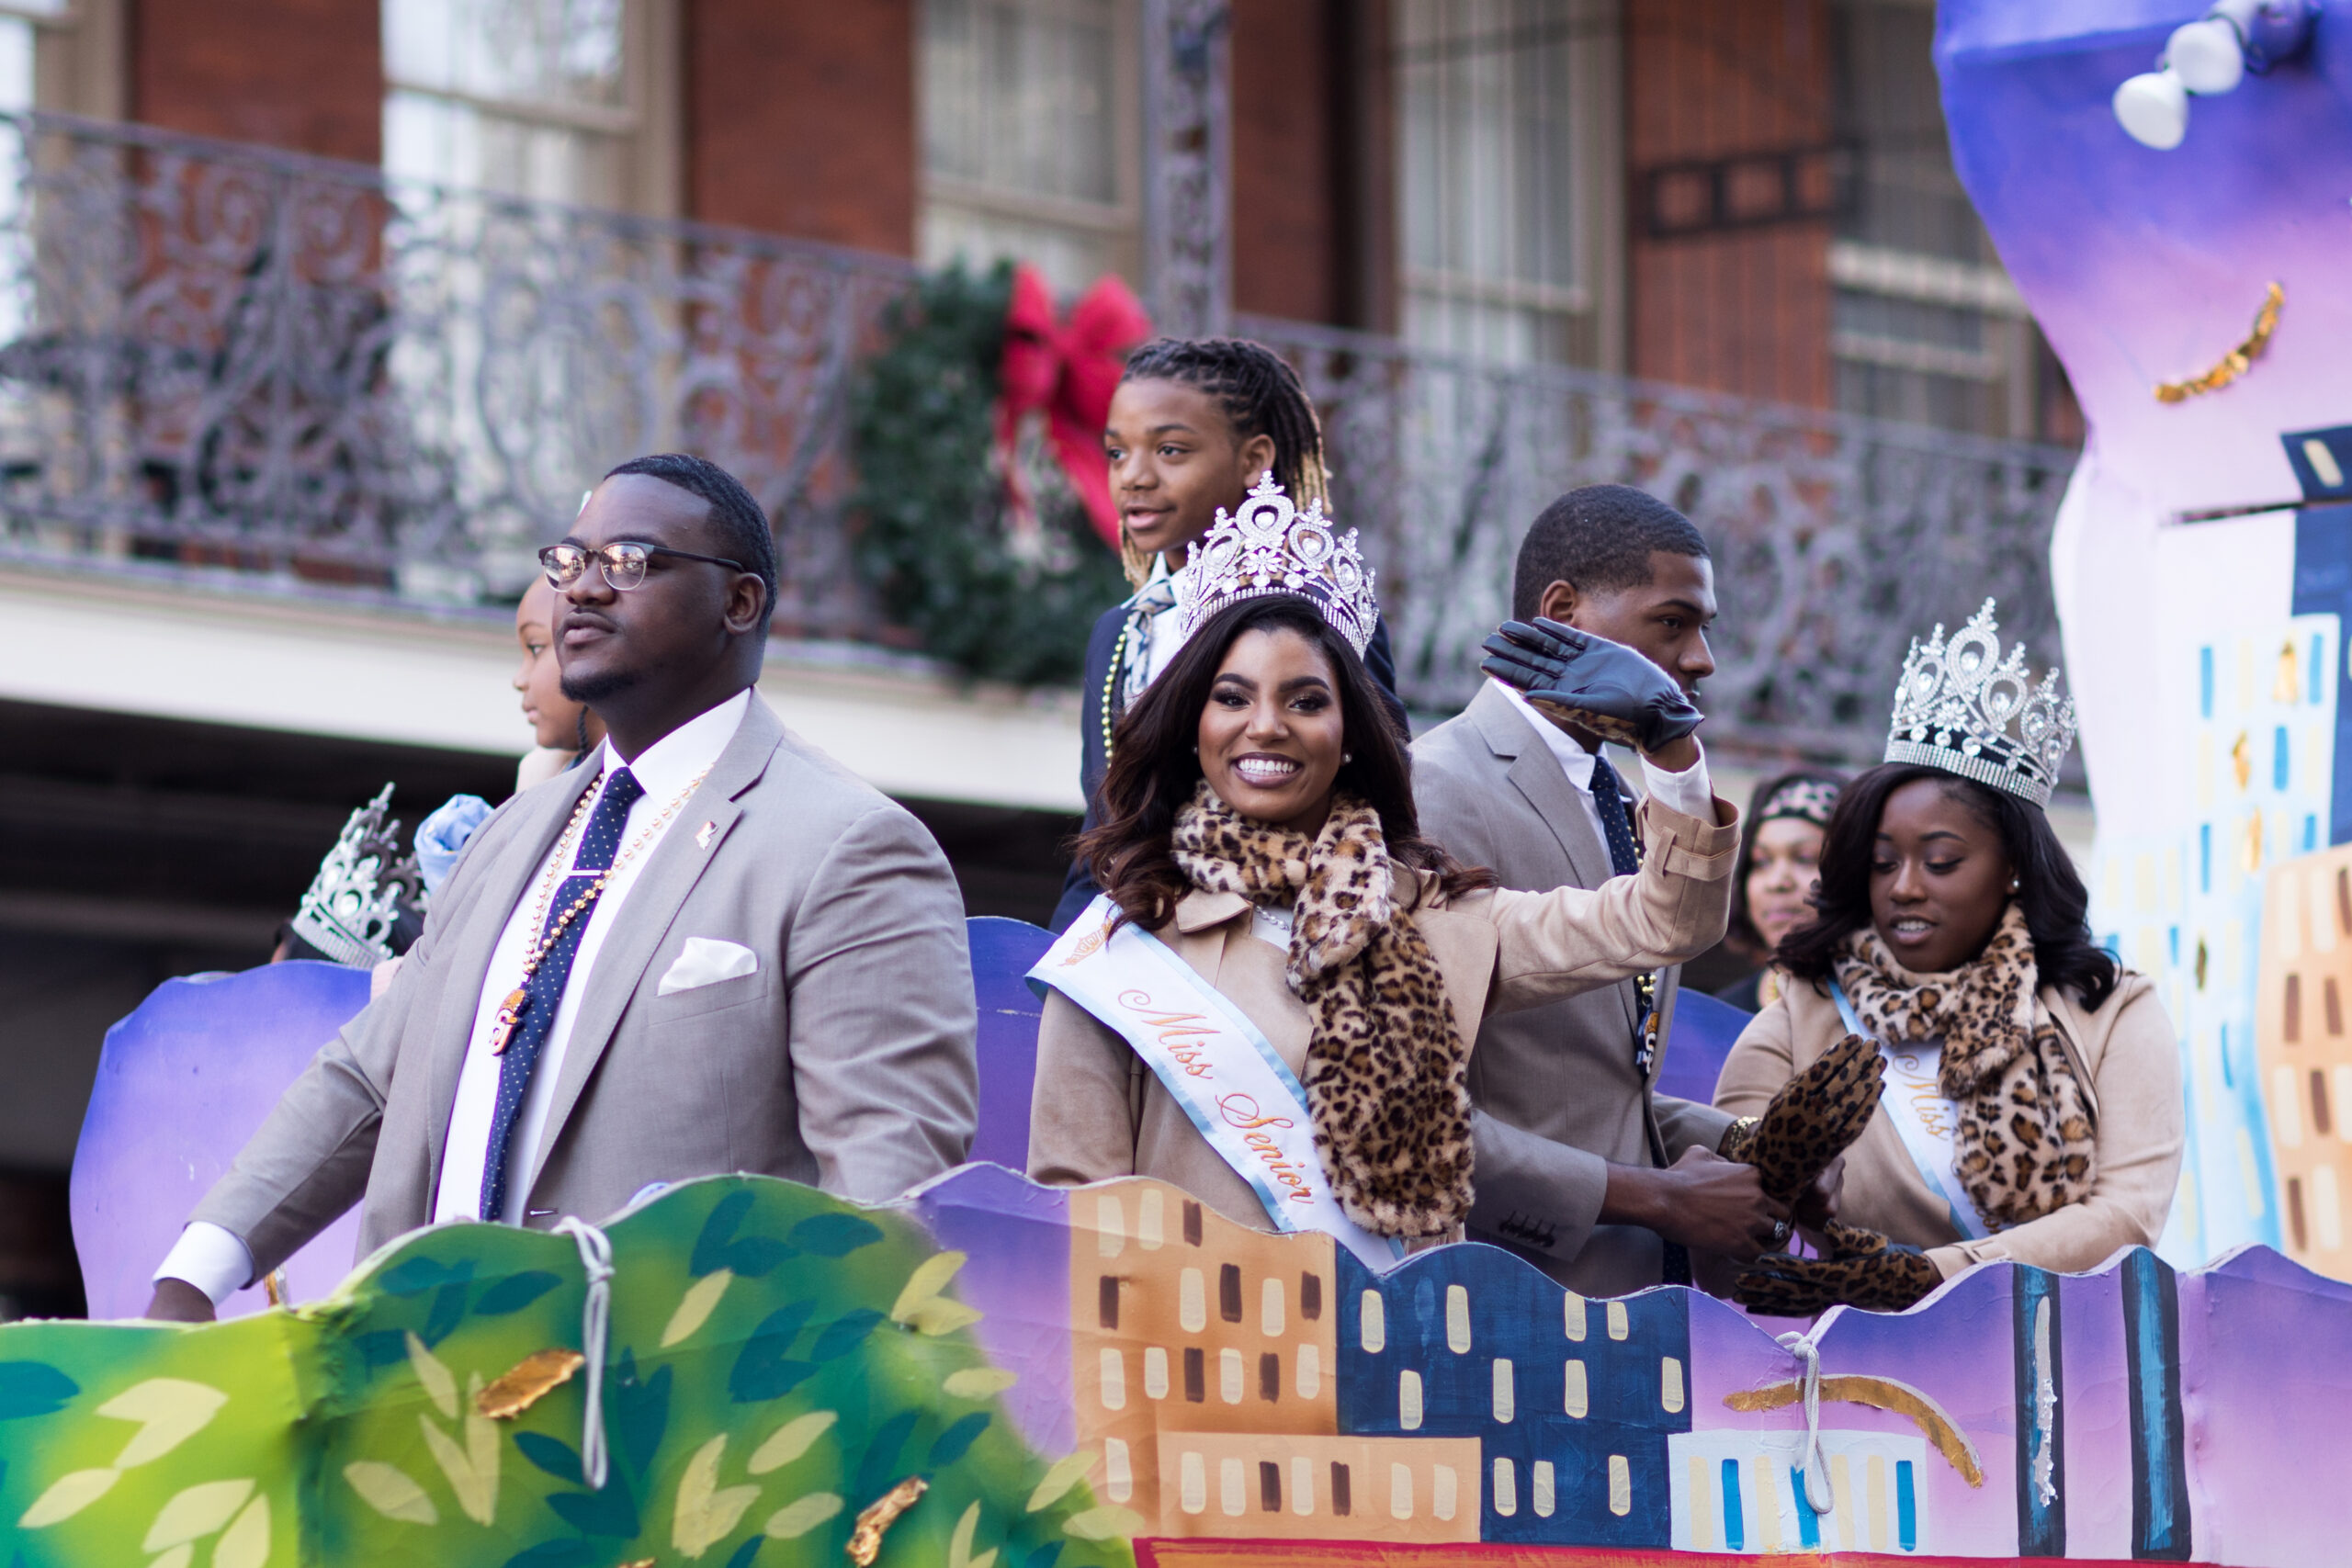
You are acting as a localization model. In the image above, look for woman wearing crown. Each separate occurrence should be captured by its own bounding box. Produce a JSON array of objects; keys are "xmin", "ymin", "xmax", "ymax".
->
[
  {"xmin": 1025, "ymin": 477, "xmax": 1760, "ymax": 1264},
  {"xmin": 1715, "ymin": 603, "xmax": 2184, "ymax": 1314}
]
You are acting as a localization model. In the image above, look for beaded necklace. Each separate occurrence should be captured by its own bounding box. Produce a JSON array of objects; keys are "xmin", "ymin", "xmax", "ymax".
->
[{"xmin": 486, "ymin": 766, "xmax": 711, "ymax": 1055}]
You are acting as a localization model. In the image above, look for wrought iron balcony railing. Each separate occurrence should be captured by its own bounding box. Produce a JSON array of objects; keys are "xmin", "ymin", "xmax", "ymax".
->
[
  {"xmin": 1244, "ymin": 316, "xmax": 2075, "ymax": 765},
  {"xmin": 0, "ymin": 111, "xmax": 2076, "ymax": 768}
]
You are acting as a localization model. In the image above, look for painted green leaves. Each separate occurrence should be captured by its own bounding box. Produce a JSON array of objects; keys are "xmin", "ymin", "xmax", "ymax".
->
[{"xmin": 0, "ymin": 1174, "xmax": 1129, "ymax": 1568}]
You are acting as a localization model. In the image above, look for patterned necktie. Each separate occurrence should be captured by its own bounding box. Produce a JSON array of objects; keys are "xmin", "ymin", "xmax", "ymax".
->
[
  {"xmin": 1117, "ymin": 573, "xmax": 1182, "ymax": 708},
  {"xmin": 478, "ymin": 766, "xmax": 646, "ymax": 1222}
]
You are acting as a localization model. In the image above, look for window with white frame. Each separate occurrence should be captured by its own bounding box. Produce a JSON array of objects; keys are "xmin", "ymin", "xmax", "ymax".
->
[
  {"xmin": 384, "ymin": 0, "xmax": 672, "ymax": 212},
  {"xmin": 919, "ymin": 0, "xmax": 1140, "ymax": 296},
  {"xmin": 1831, "ymin": 0, "xmax": 2041, "ymax": 437},
  {"xmin": 1394, "ymin": 0, "xmax": 1617, "ymax": 367}
]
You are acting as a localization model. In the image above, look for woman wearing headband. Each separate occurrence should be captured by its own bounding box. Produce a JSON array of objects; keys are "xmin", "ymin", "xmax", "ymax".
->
[
  {"xmin": 1714, "ymin": 604, "xmax": 2182, "ymax": 1314},
  {"xmin": 1024, "ymin": 478, "xmax": 1820, "ymax": 1268},
  {"xmin": 1714, "ymin": 771, "xmax": 1845, "ymax": 1011}
]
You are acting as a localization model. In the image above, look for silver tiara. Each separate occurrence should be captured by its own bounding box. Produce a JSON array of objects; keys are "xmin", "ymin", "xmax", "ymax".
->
[
  {"xmin": 1175, "ymin": 472, "xmax": 1377, "ymax": 657},
  {"xmin": 290, "ymin": 784, "xmax": 422, "ymax": 968},
  {"xmin": 1884, "ymin": 599, "xmax": 2077, "ymax": 807}
]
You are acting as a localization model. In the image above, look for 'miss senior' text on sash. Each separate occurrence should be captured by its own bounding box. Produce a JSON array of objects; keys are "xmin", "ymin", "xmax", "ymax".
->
[{"xmin": 1030, "ymin": 896, "xmax": 1403, "ymax": 1269}]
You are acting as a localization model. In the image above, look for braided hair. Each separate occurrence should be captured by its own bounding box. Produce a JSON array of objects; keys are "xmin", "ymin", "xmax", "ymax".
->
[{"xmin": 1119, "ymin": 337, "xmax": 1329, "ymax": 581}]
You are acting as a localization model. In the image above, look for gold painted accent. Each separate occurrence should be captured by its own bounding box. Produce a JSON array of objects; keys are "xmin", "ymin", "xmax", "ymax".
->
[
  {"xmin": 2232, "ymin": 731, "xmax": 2253, "ymax": 791},
  {"xmin": 2278, "ymin": 639, "xmax": 2302, "ymax": 705},
  {"xmin": 263, "ymin": 1269, "xmax": 288, "ymax": 1308},
  {"xmin": 476, "ymin": 1348, "xmax": 585, "ymax": 1420},
  {"xmin": 2156, "ymin": 281, "xmax": 2283, "ymax": 403},
  {"xmin": 846, "ymin": 1475, "xmax": 927, "ymax": 1566},
  {"xmin": 2245, "ymin": 810, "xmax": 2266, "ymax": 874},
  {"xmin": 618, "ymin": 1560, "xmax": 656, "ymax": 1567},
  {"xmin": 2195, "ymin": 936, "xmax": 2210, "ymax": 991},
  {"xmin": 1726, "ymin": 1374, "xmax": 1984, "ymax": 1485}
]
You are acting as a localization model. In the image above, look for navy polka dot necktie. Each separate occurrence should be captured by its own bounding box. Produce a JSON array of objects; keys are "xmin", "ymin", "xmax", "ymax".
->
[
  {"xmin": 1587, "ymin": 752, "xmax": 1644, "ymax": 879},
  {"xmin": 478, "ymin": 766, "xmax": 646, "ymax": 1222},
  {"xmin": 1588, "ymin": 752, "xmax": 1652, "ymax": 1025}
]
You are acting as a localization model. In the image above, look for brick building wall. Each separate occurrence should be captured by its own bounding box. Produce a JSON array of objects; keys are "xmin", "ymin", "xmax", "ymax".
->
[
  {"xmin": 1231, "ymin": 0, "xmax": 1345, "ymax": 327},
  {"xmin": 685, "ymin": 0, "xmax": 917, "ymax": 254},
  {"xmin": 1623, "ymin": 0, "xmax": 1836, "ymax": 407},
  {"xmin": 130, "ymin": 0, "xmax": 383, "ymax": 163}
]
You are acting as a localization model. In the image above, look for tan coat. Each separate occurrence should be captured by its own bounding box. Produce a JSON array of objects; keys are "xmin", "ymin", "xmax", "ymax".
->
[
  {"xmin": 1713, "ymin": 972, "xmax": 2182, "ymax": 1279},
  {"xmin": 1413, "ymin": 682, "xmax": 1736, "ymax": 1294},
  {"xmin": 1027, "ymin": 797, "xmax": 1740, "ymax": 1232}
]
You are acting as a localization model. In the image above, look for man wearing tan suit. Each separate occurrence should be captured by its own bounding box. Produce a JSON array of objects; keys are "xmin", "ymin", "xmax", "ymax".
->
[
  {"xmin": 147, "ymin": 455, "xmax": 978, "ymax": 1319},
  {"xmin": 1417, "ymin": 485, "xmax": 1797, "ymax": 1296}
]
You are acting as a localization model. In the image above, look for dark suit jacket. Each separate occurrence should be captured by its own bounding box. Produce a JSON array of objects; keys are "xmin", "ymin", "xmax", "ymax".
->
[
  {"xmin": 1050, "ymin": 602, "xmax": 1407, "ymax": 930},
  {"xmin": 1412, "ymin": 682, "xmax": 1736, "ymax": 1295}
]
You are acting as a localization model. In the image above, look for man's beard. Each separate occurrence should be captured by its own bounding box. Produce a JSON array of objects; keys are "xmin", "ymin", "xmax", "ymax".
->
[{"xmin": 560, "ymin": 664, "xmax": 639, "ymax": 705}]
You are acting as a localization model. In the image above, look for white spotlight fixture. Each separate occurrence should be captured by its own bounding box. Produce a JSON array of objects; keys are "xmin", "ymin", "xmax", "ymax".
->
[{"xmin": 2114, "ymin": 0, "xmax": 2319, "ymax": 150}]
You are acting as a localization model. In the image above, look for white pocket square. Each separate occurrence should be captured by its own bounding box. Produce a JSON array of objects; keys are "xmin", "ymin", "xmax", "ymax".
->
[{"xmin": 658, "ymin": 937, "xmax": 758, "ymax": 996}]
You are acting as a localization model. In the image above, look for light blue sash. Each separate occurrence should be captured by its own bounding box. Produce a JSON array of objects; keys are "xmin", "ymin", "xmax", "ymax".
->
[
  {"xmin": 1033, "ymin": 896, "xmax": 1404, "ymax": 1269},
  {"xmin": 1830, "ymin": 979, "xmax": 1992, "ymax": 1241}
]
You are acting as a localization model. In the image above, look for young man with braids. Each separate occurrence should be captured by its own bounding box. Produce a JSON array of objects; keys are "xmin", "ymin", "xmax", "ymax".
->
[
  {"xmin": 148, "ymin": 454, "xmax": 979, "ymax": 1319},
  {"xmin": 1049, "ymin": 337, "xmax": 1408, "ymax": 929}
]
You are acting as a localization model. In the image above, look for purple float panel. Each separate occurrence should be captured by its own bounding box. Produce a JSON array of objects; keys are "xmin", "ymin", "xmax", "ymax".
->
[
  {"xmin": 967, "ymin": 915, "xmax": 1052, "ymax": 1171},
  {"xmin": 2178, "ymin": 1246, "xmax": 2352, "ymax": 1566},
  {"xmin": 910, "ymin": 1162, "xmax": 1077, "ymax": 1457},
  {"xmin": 71, "ymin": 960, "xmax": 371, "ymax": 1322},
  {"xmin": 1656, "ymin": 988, "xmax": 1752, "ymax": 1106}
]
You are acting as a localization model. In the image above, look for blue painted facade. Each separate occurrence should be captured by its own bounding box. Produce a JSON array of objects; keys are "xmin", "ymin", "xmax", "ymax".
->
[{"xmin": 1335, "ymin": 1243, "xmax": 1691, "ymax": 1547}]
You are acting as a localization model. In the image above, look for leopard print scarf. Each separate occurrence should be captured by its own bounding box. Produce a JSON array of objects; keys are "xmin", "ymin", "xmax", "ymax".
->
[
  {"xmin": 1834, "ymin": 903, "xmax": 2095, "ymax": 1228},
  {"xmin": 1170, "ymin": 780, "xmax": 1472, "ymax": 1237}
]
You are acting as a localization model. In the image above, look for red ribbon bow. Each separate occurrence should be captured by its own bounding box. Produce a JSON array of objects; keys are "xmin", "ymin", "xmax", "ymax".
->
[{"xmin": 997, "ymin": 264, "xmax": 1153, "ymax": 549}]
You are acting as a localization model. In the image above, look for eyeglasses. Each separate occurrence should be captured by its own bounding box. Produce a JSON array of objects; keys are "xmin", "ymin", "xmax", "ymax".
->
[{"xmin": 539, "ymin": 540, "xmax": 746, "ymax": 592}]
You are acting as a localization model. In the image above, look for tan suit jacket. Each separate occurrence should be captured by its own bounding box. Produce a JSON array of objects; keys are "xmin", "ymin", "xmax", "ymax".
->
[
  {"xmin": 1411, "ymin": 682, "xmax": 1738, "ymax": 1294},
  {"xmin": 1026, "ymin": 796, "xmax": 1739, "ymax": 1235},
  {"xmin": 1713, "ymin": 972, "xmax": 2182, "ymax": 1278},
  {"xmin": 192, "ymin": 696, "xmax": 979, "ymax": 1273}
]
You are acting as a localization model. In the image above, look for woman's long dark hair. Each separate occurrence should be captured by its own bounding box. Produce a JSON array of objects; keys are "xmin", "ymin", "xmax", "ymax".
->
[
  {"xmin": 1777, "ymin": 762, "xmax": 2119, "ymax": 1010},
  {"xmin": 1078, "ymin": 595, "xmax": 1492, "ymax": 929}
]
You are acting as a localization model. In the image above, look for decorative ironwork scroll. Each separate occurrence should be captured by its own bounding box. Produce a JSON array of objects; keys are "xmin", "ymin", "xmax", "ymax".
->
[
  {"xmin": 0, "ymin": 111, "xmax": 910, "ymax": 636},
  {"xmin": 1245, "ymin": 315, "xmax": 2075, "ymax": 766},
  {"xmin": 1140, "ymin": 0, "xmax": 1231, "ymax": 337}
]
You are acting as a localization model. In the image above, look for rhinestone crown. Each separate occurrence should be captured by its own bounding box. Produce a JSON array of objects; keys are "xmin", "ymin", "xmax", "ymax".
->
[
  {"xmin": 1884, "ymin": 598, "xmax": 2077, "ymax": 807},
  {"xmin": 290, "ymin": 784, "xmax": 423, "ymax": 968},
  {"xmin": 1175, "ymin": 472, "xmax": 1377, "ymax": 658}
]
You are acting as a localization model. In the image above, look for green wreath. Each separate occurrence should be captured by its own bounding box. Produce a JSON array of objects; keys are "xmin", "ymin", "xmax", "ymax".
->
[{"xmin": 849, "ymin": 260, "xmax": 1128, "ymax": 686}]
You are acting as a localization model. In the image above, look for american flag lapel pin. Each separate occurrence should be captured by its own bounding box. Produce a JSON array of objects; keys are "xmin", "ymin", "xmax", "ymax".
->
[{"xmin": 695, "ymin": 819, "xmax": 717, "ymax": 850}]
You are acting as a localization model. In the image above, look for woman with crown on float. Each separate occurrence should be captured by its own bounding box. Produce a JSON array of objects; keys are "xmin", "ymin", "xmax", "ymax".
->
[
  {"xmin": 1024, "ymin": 475, "xmax": 1760, "ymax": 1267},
  {"xmin": 1715, "ymin": 603, "xmax": 2184, "ymax": 1314}
]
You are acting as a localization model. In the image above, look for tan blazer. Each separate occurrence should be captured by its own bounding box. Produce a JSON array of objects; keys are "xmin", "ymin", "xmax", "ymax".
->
[
  {"xmin": 1713, "ymin": 971, "xmax": 2182, "ymax": 1279},
  {"xmin": 1413, "ymin": 682, "xmax": 1737, "ymax": 1294},
  {"xmin": 1027, "ymin": 796, "xmax": 1739, "ymax": 1233},
  {"xmin": 193, "ymin": 696, "xmax": 980, "ymax": 1273}
]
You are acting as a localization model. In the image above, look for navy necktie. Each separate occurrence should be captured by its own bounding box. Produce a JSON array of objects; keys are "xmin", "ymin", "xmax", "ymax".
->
[
  {"xmin": 479, "ymin": 766, "xmax": 647, "ymax": 1221},
  {"xmin": 1586, "ymin": 751, "xmax": 1644, "ymax": 880},
  {"xmin": 1590, "ymin": 751, "xmax": 1688, "ymax": 1283}
]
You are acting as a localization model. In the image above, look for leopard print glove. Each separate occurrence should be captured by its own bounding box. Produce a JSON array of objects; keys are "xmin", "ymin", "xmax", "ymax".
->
[
  {"xmin": 1720, "ymin": 1032, "xmax": 1885, "ymax": 1203},
  {"xmin": 1734, "ymin": 1221, "xmax": 1942, "ymax": 1316}
]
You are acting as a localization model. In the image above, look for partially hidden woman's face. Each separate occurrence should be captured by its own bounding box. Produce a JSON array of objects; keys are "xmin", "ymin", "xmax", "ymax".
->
[
  {"xmin": 1197, "ymin": 626, "xmax": 1347, "ymax": 836},
  {"xmin": 1747, "ymin": 816, "xmax": 1826, "ymax": 952},
  {"xmin": 1869, "ymin": 778, "xmax": 2014, "ymax": 973},
  {"xmin": 514, "ymin": 577, "xmax": 592, "ymax": 750}
]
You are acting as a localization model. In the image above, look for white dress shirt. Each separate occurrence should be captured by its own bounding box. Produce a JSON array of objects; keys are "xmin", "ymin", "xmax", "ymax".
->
[
  {"xmin": 1490, "ymin": 677, "xmax": 1715, "ymax": 835},
  {"xmin": 157, "ymin": 689, "xmax": 751, "ymax": 1305},
  {"xmin": 1118, "ymin": 555, "xmax": 1189, "ymax": 707}
]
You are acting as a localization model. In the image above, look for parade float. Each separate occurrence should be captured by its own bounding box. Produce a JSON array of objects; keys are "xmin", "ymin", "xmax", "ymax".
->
[{"xmin": 10, "ymin": 2, "xmax": 2352, "ymax": 1563}]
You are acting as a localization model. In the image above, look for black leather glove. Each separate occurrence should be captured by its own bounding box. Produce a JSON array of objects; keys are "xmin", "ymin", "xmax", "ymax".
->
[
  {"xmin": 1735, "ymin": 1221, "xmax": 1942, "ymax": 1316},
  {"xmin": 1717, "ymin": 1032, "xmax": 1884, "ymax": 1205},
  {"xmin": 1479, "ymin": 617, "xmax": 1702, "ymax": 753}
]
